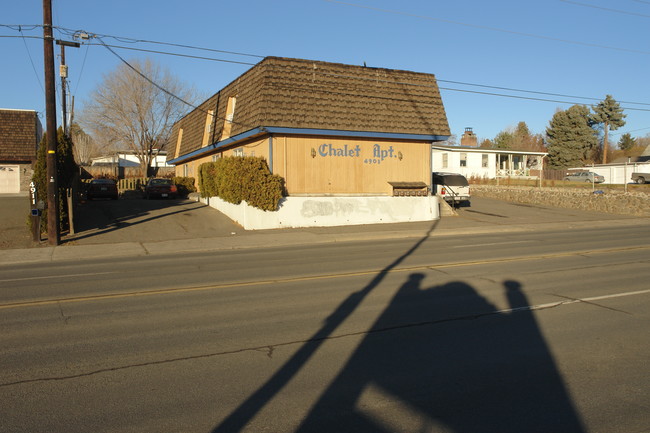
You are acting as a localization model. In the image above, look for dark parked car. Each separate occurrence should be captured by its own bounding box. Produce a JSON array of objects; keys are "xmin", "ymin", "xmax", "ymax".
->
[
  {"xmin": 86, "ymin": 179, "xmax": 119, "ymax": 200},
  {"xmin": 144, "ymin": 178, "xmax": 178, "ymax": 199}
]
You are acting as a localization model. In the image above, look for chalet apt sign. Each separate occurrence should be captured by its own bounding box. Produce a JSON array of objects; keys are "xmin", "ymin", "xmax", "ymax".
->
[{"xmin": 317, "ymin": 143, "xmax": 402, "ymax": 165}]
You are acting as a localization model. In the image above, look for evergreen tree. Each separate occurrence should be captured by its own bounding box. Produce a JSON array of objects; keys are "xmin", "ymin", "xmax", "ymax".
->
[
  {"xmin": 479, "ymin": 138, "xmax": 494, "ymax": 148},
  {"xmin": 493, "ymin": 130, "xmax": 513, "ymax": 149},
  {"xmin": 32, "ymin": 127, "xmax": 79, "ymax": 234},
  {"xmin": 618, "ymin": 133, "xmax": 636, "ymax": 152},
  {"xmin": 591, "ymin": 95, "xmax": 626, "ymax": 164},
  {"xmin": 546, "ymin": 105, "xmax": 597, "ymax": 169},
  {"xmin": 512, "ymin": 121, "xmax": 546, "ymax": 152}
]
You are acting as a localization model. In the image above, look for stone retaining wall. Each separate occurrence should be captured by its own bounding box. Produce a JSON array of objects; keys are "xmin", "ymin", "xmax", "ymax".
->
[{"xmin": 472, "ymin": 185, "xmax": 650, "ymax": 217}]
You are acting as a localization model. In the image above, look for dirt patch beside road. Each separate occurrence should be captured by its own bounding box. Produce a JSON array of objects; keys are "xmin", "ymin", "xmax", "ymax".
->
[{"xmin": 0, "ymin": 195, "xmax": 34, "ymax": 249}]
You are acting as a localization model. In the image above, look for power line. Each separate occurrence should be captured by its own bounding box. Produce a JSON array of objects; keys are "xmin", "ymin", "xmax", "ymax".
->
[
  {"xmin": 323, "ymin": 0, "xmax": 650, "ymax": 55},
  {"xmin": 559, "ymin": 0, "xmax": 650, "ymax": 18},
  {"xmin": 271, "ymin": 65, "xmax": 650, "ymax": 109},
  {"xmin": 86, "ymin": 42, "xmax": 257, "ymax": 66},
  {"xmin": 53, "ymin": 25, "xmax": 264, "ymax": 60},
  {"xmin": 73, "ymin": 42, "xmax": 90, "ymax": 96},
  {"xmin": 436, "ymin": 79, "xmax": 650, "ymax": 107},
  {"xmin": 5, "ymin": 22, "xmax": 650, "ymax": 126},
  {"xmin": 438, "ymin": 86, "xmax": 650, "ymax": 112},
  {"xmin": 95, "ymin": 37, "xmax": 253, "ymax": 128},
  {"xmin": 18, "ymin": 27, "xmax": 44, "ymax": 94},
  {"xmin": 6, "ymin": 27, "xmax": 650, "ymax": 112}
]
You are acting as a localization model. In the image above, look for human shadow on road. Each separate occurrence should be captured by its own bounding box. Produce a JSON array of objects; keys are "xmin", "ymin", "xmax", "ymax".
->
[
  {"xmin": 294, "ymin": 277, "xmax": 586, "ymax": 433},
  {"xmin": 211, "ymin": 221, "xmax": 440, "ymax": 433},
  {"xmin": 211, "ymin": 217, "xmax": 586, "ymax": 432}
]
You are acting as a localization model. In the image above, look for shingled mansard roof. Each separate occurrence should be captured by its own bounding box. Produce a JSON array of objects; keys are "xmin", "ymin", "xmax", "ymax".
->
[
  {"xmin": 0, "ymin": 109, "xmax": 42, "ymax": 162},
  {"xmin": 169, "ymin": 57, "xmax": 450, "ymax": 162}
]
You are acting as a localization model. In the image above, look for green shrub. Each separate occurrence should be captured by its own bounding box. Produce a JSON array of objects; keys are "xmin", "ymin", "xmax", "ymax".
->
[
  {"xmin": 172, "ymin": 176, "xmax": 196, "ymax": 197},
  {"xmin": 198, "ymin": 156, "xmax": 285, "ymax": 211}
]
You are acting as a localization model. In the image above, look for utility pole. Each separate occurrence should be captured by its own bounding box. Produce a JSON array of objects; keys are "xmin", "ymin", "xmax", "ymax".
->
[
  {"xmin": 56, "ymin": 39, "xmax": 80, "ymax": 136},
  {"xmin": 43, "ymin": 0, "xmax": 59, "ymax": 246}
]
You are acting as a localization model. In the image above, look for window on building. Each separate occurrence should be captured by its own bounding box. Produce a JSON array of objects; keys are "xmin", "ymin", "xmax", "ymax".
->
[
  {"xmin": 174, "ymin": 128, "xmax": 184, "ymax": 158},
  {"xmin": 220, "ymin": 96, "xmax": 237, "ymax": 140},
  {"xmin": 202, "ymin": 110, "xmax": 214, "ymax": 148},
  {"xmin": 442, "ymin": 153, "xmax": 448, "ymax": 168},
  {"xmin": 233, "ymin": 148, "xmax": 244, "ymax": 157},
  {"xmin": 460, "ymin": 153, "xmax": 467, "ymax": 167},
  {"xmin": 183, "ymin": 164, "xmax": 189, "ymax": 177},
  {"xmin": 212, "ymin": 153, "xmax": 221, "ymax": 162},
  {"xmin": 482, "ymin": 154, "xmax": 488, "ymax": 168}
]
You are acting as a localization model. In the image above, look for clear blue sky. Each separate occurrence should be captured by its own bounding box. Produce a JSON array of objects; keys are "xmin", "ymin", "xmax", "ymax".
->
[{"xmin": 3, "ymin": 0, "xmax": 650, "ymax": 145}]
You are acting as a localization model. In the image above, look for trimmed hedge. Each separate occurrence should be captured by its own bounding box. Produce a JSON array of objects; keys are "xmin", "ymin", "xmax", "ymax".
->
[
  {"xmin": 198, "ymin": 157, "xmax": 285, "ymax": 211},
  {"xmin": 171, "ymin": 176, "xmax": 196, "ymax": 197}
]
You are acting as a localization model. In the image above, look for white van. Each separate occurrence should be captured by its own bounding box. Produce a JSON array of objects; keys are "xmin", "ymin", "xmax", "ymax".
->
[{"xmin": 432, "ymin": 172, "xmax": 471, "ymax": 206}]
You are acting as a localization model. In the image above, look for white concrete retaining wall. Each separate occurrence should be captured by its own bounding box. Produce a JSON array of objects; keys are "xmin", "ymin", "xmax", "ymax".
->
[{"xmin": 202, "ymin": 195, "xmax": 441, "ymax": 230}]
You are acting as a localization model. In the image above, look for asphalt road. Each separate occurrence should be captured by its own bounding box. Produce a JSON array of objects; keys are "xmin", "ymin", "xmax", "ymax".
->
[{"xmin": 1, "ymin": 220, "xmax": 649, "ymax": 433}]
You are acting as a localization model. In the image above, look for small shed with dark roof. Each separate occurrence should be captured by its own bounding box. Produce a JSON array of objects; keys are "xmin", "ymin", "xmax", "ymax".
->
[
  {"xmin": 169, "ymin": 57, "xmax": 450, "ymax": 196},
  {"xmin": 0, "ymin": 109, "xmax": 42, "ymax": 194}
]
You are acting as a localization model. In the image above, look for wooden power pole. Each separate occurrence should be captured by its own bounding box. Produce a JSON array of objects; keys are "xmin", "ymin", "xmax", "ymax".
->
[
  {"xmin": 43, "ymin": 0, "xmax": 59, "ymax": 245},
  {"xmin": 56, "ymin": 39, "xmax": 80, "ymax": 136}
]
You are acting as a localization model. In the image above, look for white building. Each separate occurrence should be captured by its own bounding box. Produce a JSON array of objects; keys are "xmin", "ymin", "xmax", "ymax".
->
[
  {"xmin": 432, "ymin": 145, "xmax": 547, "ymax": 179},
  {"xmin": 91, "ymin": 150, "xmax": 171, "ymax": 168}
]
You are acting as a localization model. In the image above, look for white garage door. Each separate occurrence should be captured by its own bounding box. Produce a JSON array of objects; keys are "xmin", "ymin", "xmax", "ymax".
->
[{"xmin": 0, "ymin": 165, "xmax": 20, "ymax": 194}]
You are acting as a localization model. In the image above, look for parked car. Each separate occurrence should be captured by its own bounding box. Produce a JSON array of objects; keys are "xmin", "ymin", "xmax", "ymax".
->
[
  {"xmin": 144, "ymin": 178, "xmax": 178, "ymax": 199},
  {"xmin": 563, "ymin": 171, "xmax": 605, "ymax": 183},
  {"xmin": 432, "ymin": 172, "xmax": 470, "ymax": 206},
  {"xmin": 631, "ymin": 172, "xmax": 649, "ymax": 184},
  {"xmin": 86, "ymin": 178, "xmax": 119, "ymax": 200}
]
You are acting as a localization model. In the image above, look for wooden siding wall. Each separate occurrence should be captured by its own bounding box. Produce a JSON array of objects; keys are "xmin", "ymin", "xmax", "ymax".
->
[
  {"xmin": 274, "ymin": 136, "xmax": 431, "ymax": 195},
  {"xmin": 176, "ymin": 135, "xmax": 431, "ymax": 196}
]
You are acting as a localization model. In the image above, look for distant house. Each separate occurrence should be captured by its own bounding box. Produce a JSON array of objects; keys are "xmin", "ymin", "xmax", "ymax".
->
[
  {"xmin": 431, "ymin": 144, "xmax": 547, "ymax": 179},
  {"xmin": 91, "ymin": 150, "xmax": 171, "ymax": 168},
  {"xmin": 0, "ymin": 109, "xmax": 42, "ymax": 194},
  {"xmin": 168, "ymin": 56, "xmax": 450, "ymax": 196}
]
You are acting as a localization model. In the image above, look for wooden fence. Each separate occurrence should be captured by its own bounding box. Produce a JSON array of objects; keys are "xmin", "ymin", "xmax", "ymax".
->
[{"xmin": 80, "ymin": 165, "xmax": 174, "ymax": 180}]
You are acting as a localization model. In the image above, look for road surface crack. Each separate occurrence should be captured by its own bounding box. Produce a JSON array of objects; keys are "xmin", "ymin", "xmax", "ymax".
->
[
  {"xmin": 58, "ymin": 302, "xmax": 70, "ymax": 325},
  {"xmin": 552, "ymin": 294, "xmax": 631, "ymax": 315}
]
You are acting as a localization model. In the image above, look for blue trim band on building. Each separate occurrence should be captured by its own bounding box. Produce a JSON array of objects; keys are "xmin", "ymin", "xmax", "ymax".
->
[{"xmin": 168, "ymin": 127, "xmax": 450, "ymax": 165}]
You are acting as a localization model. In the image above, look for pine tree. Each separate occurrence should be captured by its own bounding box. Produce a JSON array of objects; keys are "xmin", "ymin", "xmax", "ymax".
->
[
  {"xmin": 493, "ymin": 130, "xmax": 513, "ymax": 149},
  {"xmin": 546, "ymin": 105, "xmax": 597, "ymax": 169},
  {"xmin": 591, "ymin": 95, "xmax": 626, "ymax": 164},
  {"xmin": 618, "ymin": 133, "xmax": 636, "ymax": 152},
  {"xmin": 32, "ymin": 127, "xmax": 79, "ymax": 234}
]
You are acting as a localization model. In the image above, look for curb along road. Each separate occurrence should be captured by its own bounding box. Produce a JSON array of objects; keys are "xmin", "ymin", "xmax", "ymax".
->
[
  {"xmin": 1, "ymin": 195, "xmax": 648, "ymax": 265},
  {"xmin": 1, "ymin": 217, "xmax": 648, "ymax": 266}
]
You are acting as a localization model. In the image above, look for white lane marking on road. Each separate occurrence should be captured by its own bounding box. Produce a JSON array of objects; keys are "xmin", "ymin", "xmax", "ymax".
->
[
  {"xmin": 495, "ymin": 288, "xmax": 650, "ymax": 315},
  {"xmin": 451, "ymin": 240, "xmax": 532, "ymax": 248},
  {"xmin": 0, "ymin": 271, "xmax": 116, "ymax": 284}
]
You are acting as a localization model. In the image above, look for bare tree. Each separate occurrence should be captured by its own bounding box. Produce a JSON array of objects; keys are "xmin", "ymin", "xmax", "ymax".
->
[
  {"xmin": 69, "ymin": 123, "xmax": 100, "ymax": 165},
  {"xmin": 80, "ymin": 58, "xmax": 195, "ymax": 177}
]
